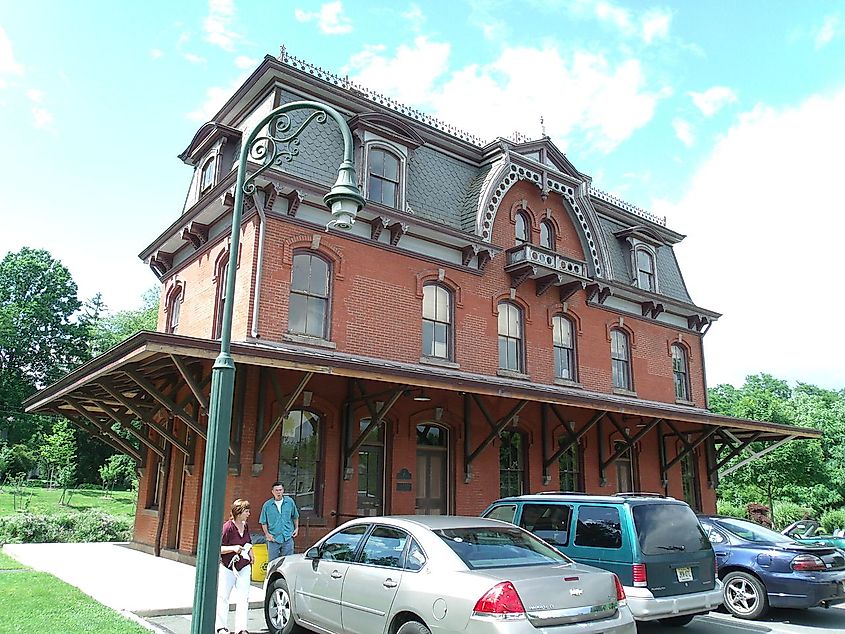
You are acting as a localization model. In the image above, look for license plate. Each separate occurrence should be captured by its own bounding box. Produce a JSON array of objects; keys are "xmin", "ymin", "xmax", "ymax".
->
[{"xmin": 676, "ymin": 567, "xmax": 693, "ymax": 582}]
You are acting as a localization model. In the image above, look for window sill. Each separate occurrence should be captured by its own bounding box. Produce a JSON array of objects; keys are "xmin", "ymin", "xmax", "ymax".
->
[
  {"xmin": 554, "ymin": 378, "xmax": 583, "ymax": 389},
  {"xmin": 612, "ymin": 388, "xmax": 638, "ymax": 398},
  {"xmin": 675, "ymin": 398, "xmax": 696, "ymax": 407},
  {"xmin": 497, "ymin": 369, "xmax": 530, "ymax": 381},
  {"xmin": 420, "ymin": 356, "xmax": 459, "ymax": 369},
  {"xmin": 282, "ymin": 333, "xmax": 337, "ymax": 349}
]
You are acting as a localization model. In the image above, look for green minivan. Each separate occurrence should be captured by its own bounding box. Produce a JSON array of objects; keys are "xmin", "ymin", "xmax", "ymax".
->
[{"xmin": 482, "ymin": 493, "xmax": 723, "ymax": 626}]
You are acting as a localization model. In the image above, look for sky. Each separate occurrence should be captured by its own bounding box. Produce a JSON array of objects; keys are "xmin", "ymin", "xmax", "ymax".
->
[{"xmin": 1, "ymin": 1, "xmax": 844, "ymax": 390}]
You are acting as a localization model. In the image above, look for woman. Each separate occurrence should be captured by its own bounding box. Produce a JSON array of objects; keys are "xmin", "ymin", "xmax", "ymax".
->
[{"xmin": 216, "ymin": 498, "xmax": 253, "ymax": 634}]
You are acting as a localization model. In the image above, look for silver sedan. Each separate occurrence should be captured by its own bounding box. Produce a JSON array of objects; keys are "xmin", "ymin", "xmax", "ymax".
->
[{"xmin": 263, "ymin": 515, "xmax": 636, "ymax": 634}]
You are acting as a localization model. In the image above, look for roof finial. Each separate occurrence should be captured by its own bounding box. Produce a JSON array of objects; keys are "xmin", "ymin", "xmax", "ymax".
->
[
  {"xmin": 540, "ymin": 115, "xmax": 546, "ymax": 137},
  {"xmin": 278, "ymin": 44, "xmax": 287, "ymax": 61}
]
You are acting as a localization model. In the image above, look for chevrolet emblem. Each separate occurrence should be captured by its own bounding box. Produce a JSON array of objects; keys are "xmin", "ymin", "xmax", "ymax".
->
[{"xmin": 569, "ymin": 588, "xmax": 583, "ymax": 596}]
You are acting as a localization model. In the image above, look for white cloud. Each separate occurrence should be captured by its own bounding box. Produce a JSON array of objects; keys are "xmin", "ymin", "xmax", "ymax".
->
[
  {"xmin": 184, "ymin": 53, "xmax": 206, "ymax": 64},
  {"xmin": 234, "ymin": 55, "xmax": 257, "ymax": 69},
  {"xmin": 689, "ymin": 86, "xmax": 737, "ymax": 117},
  {"xmin": 0, "ymin": 26, "xmax": 24, "ymax": 75},
  {"xmin": 294, "ymin": 1, "xmax": 353, "ymax": 35},
  {"xmin": 402, "ymin": 3, "xmax": 425, "ymax": 31},
  {"xmin": 595, "ymin": 0, "xmax": 632, "ymax": 32},
  {"xmin": 655, "ymin": 90, "xmax": 845, "ymax": 388},
  {"xmin": 344, "ymin": 38, "xmax": 449, "ymax": 105},
  {"xmin": 641, "ymin": 9, "xmax": 672, "ymax": 44},
  {"xmin": 187, "ymin": 73, "xmax": 249, "ymax": 121},
  {"xmin": 26, "ymin": 88, "xmax": 44, "ymax": 103},
  {"xmin": 672, "ymin": 118, "xmax": 694, "ymax": 147},
  {"xmin": 815, "ymin": 14, "xmax": 842, "ymax": 49},
  {"xmin": 32, "ymin": 106, "xmax": 54, "ymax": 129},
  {"xmin": 203, "ymin": 0, "xmax": 238, "ymax": 51},
  {"xmin": 149, "ymin": 48, "xmax": 164, "ymax": 59},
  {"xmin": 344, "ymin": 39, "xmax": 665, "ymax": 152}
]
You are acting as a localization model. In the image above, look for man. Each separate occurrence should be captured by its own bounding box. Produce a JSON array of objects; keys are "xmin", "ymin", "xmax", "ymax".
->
[{"xmin": 259, "ymin": 481, "xmax": 300, "ymax": 561}]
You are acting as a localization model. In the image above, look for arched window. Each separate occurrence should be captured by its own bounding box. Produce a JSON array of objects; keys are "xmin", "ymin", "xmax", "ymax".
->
[
  {"xmin": 422, "ymin": 284, "xmax": 452, "ymax": 360},
  {"xmin": 636, "ymin": 248, "xmax": 655, "ymax": 292},
  {"xmin": 200, "ymin": 156, "xmax": 216, "ymax": 192},
  {"xmin": 552, "ymin": 315, "xmax": 576, "ymax": 380},
  {"xmin": 166, "ymin": 287, "xmax": 182, "ymax": 334},
  {"xmin": 498, "ymin": 302, "xmax": 523, "ymax": 372},
  {"xmin": 558, "ymin": 442, "xmax": 582, "ymax": 492},
  {"xmin": 672, "ymin": 344, "xmax": 690, "ymax": 401},
  {"xmin": 499, "ymin": 430, "xmax": 526, "ymax": 497},
  {"xmin": 540, "ymin": 220, "xmax": 554, "ymax": 250},
  {"xmin": 416, "ymin": 423, "xmax": 449, "ymax": 515},
  {"xmin": 610, "ymin": 329, "xmax": 632, "ymax": 390},
  {"xmin": 367, "ymin": 147, "xmax": 401, "ymax": 208},
  {"xmin": 289, "ymin": 252, "xmax": 330, "ymax": 339},
  {"xmin": 278, "ymin": 409, "xmax": 321, "ymax": 515},
  {"xmin": 212, "ymin": 258, "xmax": 228, "ymax": 340},
  {"xmin": 515, "ymin": 212, "xmax": 530, "ymax": 244}
]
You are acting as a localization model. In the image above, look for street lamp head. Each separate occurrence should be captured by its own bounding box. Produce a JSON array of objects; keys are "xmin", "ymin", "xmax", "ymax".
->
[{"xmin": 324, "ymin": 159, "xmax": 365, "ymax": 230}]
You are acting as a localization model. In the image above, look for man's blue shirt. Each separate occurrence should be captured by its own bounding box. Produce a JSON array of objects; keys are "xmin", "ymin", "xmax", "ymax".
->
[{"xmin": 259, "ymin": 496, "xmax": 299, "ymax": 542}]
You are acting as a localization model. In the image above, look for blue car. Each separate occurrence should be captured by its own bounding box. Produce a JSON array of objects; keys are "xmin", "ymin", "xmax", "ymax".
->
[{"xmin": 698, "ymin": 515, "xmax": 845, "ymax": 619}]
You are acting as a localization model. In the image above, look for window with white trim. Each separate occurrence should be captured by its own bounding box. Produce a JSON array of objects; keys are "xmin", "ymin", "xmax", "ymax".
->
[
  {"xmin": 610, "ymin": 329, "xmax": 632, "ymax": 390},
  {"xmin": 636, "ymin": 248, "xmax": 655, "ymax": 292},
  {"xmin": 672, "ymin": 344, "xmax": 690, "ymax": 401},
  {"xmin": 498, "ymin": 302, "xmax": 523, "ymax": 372},
  {"xmin": 553, "ymin": 315, "xmax": 576, "ymax": 381},
  {"xmin": 422, "ymin": 283, "xmax": 452, "ymax": 360},
  {"xmin": 200, "ymin": 156, "xmax": 216, "ymax": 192},
  {"xmin": 367, "ymin": 147, "xmax": 401, "ymax": 208},
  {"xmin": 540, "ymin": 220, "xmax": 554, "ymax": 250},
  {"xmin": 289, "ymin": 252, "xmax": 330, "ymax": 339},
  {"xmin": 515, "ymin": 212, "xmax": 530, "ymax": 244}
]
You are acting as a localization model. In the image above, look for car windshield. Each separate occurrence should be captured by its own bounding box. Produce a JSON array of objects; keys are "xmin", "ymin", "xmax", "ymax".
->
[
  {"xmin": 435, "ymin": 526, "xmax": 572, "ymax": 570},
  {"xmin": 713, "ymin": 517, "xmax": 798, "ymax": 545},
  {"xmin": 632, "ymin": 503, "xmax": 710, "ymax": 555}
]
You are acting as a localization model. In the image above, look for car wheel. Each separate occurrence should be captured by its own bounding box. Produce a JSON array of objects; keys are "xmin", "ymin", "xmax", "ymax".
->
[
  {"xmin": 396, "ymin": 620, "xmax": 432, "ymax": 634},
  {"xmin": 722, "ymin": 571, "xmax": 769, "ymax": 619},
  {"xmin": 265, "ymin": 577, "xmax": 302, "ymax": 634},
  {"xmin": 657, "ymin": 614, "xmax": 695, "ymax": 626}
]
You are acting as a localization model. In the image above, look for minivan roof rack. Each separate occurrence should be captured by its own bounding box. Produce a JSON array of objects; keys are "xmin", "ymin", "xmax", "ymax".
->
[
  {"xmin": 612, "ymin": 492, "xmax": 670, "ymax": 499},
  {"xmin": 533, "ymin": 491, "xmax": 591, "ymax": 495}
]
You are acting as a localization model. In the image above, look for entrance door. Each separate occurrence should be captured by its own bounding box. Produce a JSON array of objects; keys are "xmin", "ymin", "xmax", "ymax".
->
[
  {"xmin": 358, "ymin": 418, "xmax": 385, "ymax": 516},
  {"xmin": 415, "ymin": 424, "xmax": 449, "ymax": 515}
]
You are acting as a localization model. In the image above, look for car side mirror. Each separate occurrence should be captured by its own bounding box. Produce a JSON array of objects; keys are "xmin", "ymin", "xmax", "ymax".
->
[{"xmin": 305, "ymin": 547, "xmax": 320, "ymax": 560}]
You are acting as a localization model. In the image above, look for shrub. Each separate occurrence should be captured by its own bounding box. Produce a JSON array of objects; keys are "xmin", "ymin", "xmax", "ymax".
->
[
  {"xmin": 773, "ymin": 501, "xmax": 815, "ymax": 530},
  {"xmin": 716, "ymin": 501, "xmax": 746, "ymax": 519},
  {"xmin": 0, "ymin": 511, "xmax": 131, "ymax": 546},
  {"xmin": 0, "ymin": 444, "xmax": 37, "ymax": 480},
  {"xmin": 820, "ymin": 509, "xmax": 845, "ymax": 534}
]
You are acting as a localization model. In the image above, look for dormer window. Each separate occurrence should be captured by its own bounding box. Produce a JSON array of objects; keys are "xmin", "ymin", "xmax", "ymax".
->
[
  {"xmin": 367, "ymin": 147, "xmax": 401, "ymax": 208},
  {"xmin": 515, "ymin": 212, "xmax": 530, "ymax": 245},
  {"xmin": 200, "ymin": 156, "xmax": 216, "ymax": 192},
  {"xmin": 636, "ymin": 248, "xmax": 655, "ymax": 292},
  {"xmin": 540, "ymin": 220, "xmax": 554, "ymax": 250}
]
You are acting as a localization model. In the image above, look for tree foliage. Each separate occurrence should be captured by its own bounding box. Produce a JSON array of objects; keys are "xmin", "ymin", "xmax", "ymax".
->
[
  {"xmin": 711, "ymin": 373, "xmax": 845, "ymax": 515},
  {"xmin": 84, "ymin": 288, "xmax": 159, "ymax": 357}
]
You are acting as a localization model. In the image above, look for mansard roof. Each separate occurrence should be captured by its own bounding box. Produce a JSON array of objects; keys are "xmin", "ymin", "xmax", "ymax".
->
[{"xmin": 167, "ymin": 49, "xmax": 707, "ymax": 310}]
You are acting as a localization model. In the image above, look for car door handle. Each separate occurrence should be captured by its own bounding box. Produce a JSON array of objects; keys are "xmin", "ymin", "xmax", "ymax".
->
[
  {"xmin": 331, "ymin": 570, "xmax": 343, "ymax": 579},
  {"xmin": 383, "ymin": 578, "xmax": 398, "ymax": 588},
  {"xmin": 715, "ymin": 552, "xmax": 728, "ymax": 556}
]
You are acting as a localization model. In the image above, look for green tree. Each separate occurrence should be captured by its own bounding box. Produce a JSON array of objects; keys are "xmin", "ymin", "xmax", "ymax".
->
[
  {"xmin": 40, "ymin": 419, "xmax": 77, "ymax": 503},
  {"xmin": 84, "ymin": 288, "xmax": 159, "ymax": 357},
  {"xmin": 711, "ymin": 374, "xmax": 845, "ymax": 515},
  {"xmin": 0, "ymin": 248, "xmax": 88, "ymax": 445}
]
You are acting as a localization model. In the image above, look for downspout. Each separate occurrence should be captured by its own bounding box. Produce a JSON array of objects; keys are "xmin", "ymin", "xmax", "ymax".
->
[{"xmin": 250, "ymin": 193, "xmax": 266, "ymax": 338}]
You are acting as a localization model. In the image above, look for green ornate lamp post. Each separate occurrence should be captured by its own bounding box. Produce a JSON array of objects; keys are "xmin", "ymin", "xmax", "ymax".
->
[{"xmin": 191, "ymin": 101, "xmax": 364, "ymax": 634}]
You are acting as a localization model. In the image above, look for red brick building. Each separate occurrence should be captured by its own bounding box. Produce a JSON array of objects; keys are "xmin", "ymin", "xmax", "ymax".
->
[{"xmin": 25, "ymin": 51, "xmax": 816, "ymax": 560}]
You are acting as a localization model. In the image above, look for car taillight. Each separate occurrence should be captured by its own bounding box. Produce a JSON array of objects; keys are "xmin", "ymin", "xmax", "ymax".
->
[
  {"xmin": 613, "ymin": 574, "xmax": 627, "ymax": 604},
  {"xmin": 791, "ymin": 554, "xmax": 826, "ymax": 571},
  {"xmin": 473, "ymin": 581, "xmax": 526, "ymax": 618},
  {"xmin": 632, "ymin": 563, "xmax": 647, "ymax": 587}
]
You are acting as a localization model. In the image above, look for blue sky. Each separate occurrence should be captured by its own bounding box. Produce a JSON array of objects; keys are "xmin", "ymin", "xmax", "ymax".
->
[{"xmin": 1, "ymin": 1, "xmax": 844, "ymax": 389}]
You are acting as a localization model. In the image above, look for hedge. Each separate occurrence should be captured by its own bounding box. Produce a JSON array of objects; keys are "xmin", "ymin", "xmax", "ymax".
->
[{"xmin": 0, "ymin": 511, "xmax": 131, "ymax": 545}]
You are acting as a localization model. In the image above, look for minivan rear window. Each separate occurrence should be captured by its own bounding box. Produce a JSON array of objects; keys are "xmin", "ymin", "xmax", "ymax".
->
[{"xmin": 632, "ymin": 503, "xmax": 710, "ymax": 555}]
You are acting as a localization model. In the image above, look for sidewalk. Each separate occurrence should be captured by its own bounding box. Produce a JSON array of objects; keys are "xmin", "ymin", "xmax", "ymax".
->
[{"xmin": 2, "ymin": 542, "xmax": 266, "ymax": 632}]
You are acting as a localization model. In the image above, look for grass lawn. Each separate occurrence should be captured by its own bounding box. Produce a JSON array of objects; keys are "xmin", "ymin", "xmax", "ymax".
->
[
  {"xmin": 0, "ymin": 551, "xmax": 25, "ymax": 570},
  {"xmin": 0, "ymin": 569, "xmax": 149, "ymax": 633},
  {"xmin": 0, "ymin": 486, "xmax": 136, "ymax": 521}
]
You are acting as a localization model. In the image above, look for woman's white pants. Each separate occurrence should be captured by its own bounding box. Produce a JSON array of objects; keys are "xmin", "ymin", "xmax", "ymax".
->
[{"xmin": 215, "ymin": 564, "xmax": 251, "ymax": 632}]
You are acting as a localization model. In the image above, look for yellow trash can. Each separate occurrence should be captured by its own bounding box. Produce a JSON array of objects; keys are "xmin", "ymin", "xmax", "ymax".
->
[{"xmin": 251, "ymin": 543, "xmax": 269, "ymax": 583}]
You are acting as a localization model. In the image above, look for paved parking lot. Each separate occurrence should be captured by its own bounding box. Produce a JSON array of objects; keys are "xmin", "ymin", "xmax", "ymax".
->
[{"xmin": 150, "ymin": 605, "xmax": 845, "ymax": 634}]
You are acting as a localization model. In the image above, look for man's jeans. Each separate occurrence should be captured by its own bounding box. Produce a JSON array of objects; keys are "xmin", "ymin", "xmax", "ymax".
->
[{"xmin": 268, "ymin": 538, "xmax": 294, "ymax": 562}]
